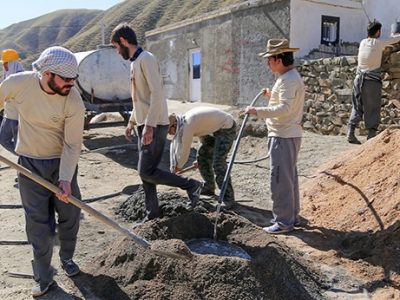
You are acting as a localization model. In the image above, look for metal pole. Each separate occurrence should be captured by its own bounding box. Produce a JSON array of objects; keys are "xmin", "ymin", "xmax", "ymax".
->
[{"xmin": 213, "ymin": 90, "xmax": 264, "ymax": 240}]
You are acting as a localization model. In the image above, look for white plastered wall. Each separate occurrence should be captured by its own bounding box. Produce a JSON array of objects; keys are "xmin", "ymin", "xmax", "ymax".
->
[
  {"xmin": 290, "ymin": 0, "xmax": 367, "ymax": 57},
  {"xmin": 362, "ymin": 0, "xmax": 400, "ymax": 38}
]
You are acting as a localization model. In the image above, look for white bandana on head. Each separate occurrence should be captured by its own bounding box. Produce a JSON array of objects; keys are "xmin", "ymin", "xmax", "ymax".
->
[{"xmin": 32, "ymin": 46, "xmax": 78, "ymax": 78}]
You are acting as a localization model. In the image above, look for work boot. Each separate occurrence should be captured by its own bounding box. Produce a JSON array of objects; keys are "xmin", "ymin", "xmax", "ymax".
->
[
  {"xmin": 219, "ymin": 199, "xmax": 237, "ymax": 210},
  {"xmin": 367, "ymin": 129, "xmax": 377, "ymax": 140},
  {"xmin": 200, "ymin": 186, "xmax": 215, "ymax": 196},
  {"xmin": 347, "ymin": 132, "xmax": 361, "ymax": 144}
]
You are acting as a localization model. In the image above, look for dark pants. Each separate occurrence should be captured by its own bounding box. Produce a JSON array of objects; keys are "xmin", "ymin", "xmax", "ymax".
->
[
  {"xmin": 349, "ymin": 79, "xmax": 382, "ymax": 132},
  {"xmin": 197, "ymin": 122, "xmax": 236, "ymax": 202},
  {"xmin": 268, "ymin": 137, "xmax": 301, "ymax": 229},
  {"xmin": 137, "ymin": 125, "xmax": 197, "ymax": 218},
  {"xmin": 0, "ymin": 117, "xmax": 18, "ymax": 155},
  {"xmin": 18, "ymin": 156, "xmax": 81, "ymax": 284}
]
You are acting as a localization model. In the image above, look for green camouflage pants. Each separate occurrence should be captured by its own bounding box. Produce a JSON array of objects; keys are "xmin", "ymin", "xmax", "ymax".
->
[{"xmin": 197, "ymin": 122, "xmax": 236, "ymax": 202}]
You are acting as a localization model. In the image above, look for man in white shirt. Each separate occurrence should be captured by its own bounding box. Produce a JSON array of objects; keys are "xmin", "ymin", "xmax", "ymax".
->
[
  {"xmin": 246, "ymin": 39, "xmax": 305, "ymax": 234},
  {"xmin": 348, "ymin": 20, "xmax": 400, "ymax": 144}
]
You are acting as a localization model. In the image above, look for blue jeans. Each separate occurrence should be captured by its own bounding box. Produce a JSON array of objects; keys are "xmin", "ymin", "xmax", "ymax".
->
[{"xmin": 0, "ymin": 118, "xmax": 18, "ymax": 155}]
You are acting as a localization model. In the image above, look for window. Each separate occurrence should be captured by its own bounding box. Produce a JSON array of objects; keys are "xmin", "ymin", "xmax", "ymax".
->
[{"xmin": 321, "ymin": 15, "xmax": 340, "ymax": 45}]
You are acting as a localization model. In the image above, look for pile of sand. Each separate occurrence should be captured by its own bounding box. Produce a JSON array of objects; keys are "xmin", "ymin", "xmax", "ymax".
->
[
  {"xmin": 300, "ymin": 128, "xmax": 400, "ymax": 282},
  {"xmin": 301, "ymin": 128, "xmax": 400, "ymax": 232}
]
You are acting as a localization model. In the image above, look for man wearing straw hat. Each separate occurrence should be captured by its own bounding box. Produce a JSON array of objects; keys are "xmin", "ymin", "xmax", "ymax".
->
[
  {"xmin": 246, "ymin": 39, "xmax": 305, "ymax": 234},
  {"xmin": 0, "ymin": 46, "xmax": 84, "ymax": 297}
]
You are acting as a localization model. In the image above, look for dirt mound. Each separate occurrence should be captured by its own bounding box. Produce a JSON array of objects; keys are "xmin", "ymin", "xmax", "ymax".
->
[
  {"xmin": 300, "ymin": 128, "xmax": 400, "ymax": 286},
  {"xmin": 88, "ymin": 213, "xmax": 323, "ymax": 300},
  {"xmin": 301, "ymin": 128, "xmax": 400, "ymax": 232}
]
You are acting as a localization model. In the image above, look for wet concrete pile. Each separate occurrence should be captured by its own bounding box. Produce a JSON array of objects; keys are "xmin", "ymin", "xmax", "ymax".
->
[
  {"xmin": 88, "ymin": 212, "xmax": 324, "ymax": 299},
  {"xmin": 114, "ymin": 187, "xmax": 211, "ymax": 221}
]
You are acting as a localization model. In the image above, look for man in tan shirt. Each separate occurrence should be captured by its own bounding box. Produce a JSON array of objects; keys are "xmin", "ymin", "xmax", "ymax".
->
[
  {"xmin": 0, "ymin": 46, "xmax": 85, "ymax": 297},
  {"xmin": 168, "ymin": 107, "xmax": 236, "ymax": 208},
  {"xmin": 111, "ymin": 23, "xmax": 203, "ymax": 216},
  {"xmin": 246, "ymin": 39, "xmax": 305, "ymax": 234}
]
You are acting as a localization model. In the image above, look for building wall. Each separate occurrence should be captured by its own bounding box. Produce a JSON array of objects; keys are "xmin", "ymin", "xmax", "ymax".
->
[
  {"xmin": 364, "ymin": 0, "xmax": 400, "ymax": 38},
  {"xmin": 146, "ymin": 0, "xmax": 291, "ymax": 106},
  {"xmin": 290, "ymin": 0, "xmax": 365, "ymax": 57},
  {"xmin": 146, "ymin": 13, "xmax": 234, "ymax": 105},
  {"xmin": 232, "ymin": 0, "xmax": 291, "ymax": 105}
]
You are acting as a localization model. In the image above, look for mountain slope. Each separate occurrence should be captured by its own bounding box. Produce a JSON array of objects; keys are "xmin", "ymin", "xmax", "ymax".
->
[
  {"xmin": 0, "ymin": 0, "xmax": 248, "ymax": 66},
  {"xmin": 64, "ymin": 0, "xmax": 246, "ymax": 52},
  {"xmin": 0, "ymin": 9, "xmax": 101, "ymax": 64}
]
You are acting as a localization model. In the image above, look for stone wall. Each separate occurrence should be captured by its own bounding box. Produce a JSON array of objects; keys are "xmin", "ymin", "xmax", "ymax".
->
[{"xmin": 298, "ymin": 44, "xmax": 400, "ymax": 136}]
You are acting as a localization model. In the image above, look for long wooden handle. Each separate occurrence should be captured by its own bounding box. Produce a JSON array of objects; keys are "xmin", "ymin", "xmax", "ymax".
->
[
  {"xmin": 0, "ymin": 154, "xmax": 150, "ymax": 249},
  {"xmin": 177, "ymin": 164, "xmax": 198, "ymax": 174}
]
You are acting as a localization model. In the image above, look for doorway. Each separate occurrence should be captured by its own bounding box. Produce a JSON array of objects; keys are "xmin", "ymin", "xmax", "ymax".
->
[{"xmin": 189, "ymin": 49, "xmax": 201, "ymax": 102}]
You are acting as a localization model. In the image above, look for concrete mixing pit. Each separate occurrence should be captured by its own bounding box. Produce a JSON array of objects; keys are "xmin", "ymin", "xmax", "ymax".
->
[
  {"xmin": 90, "ymin": 193, "xmax": 325, "ymax": 299},
  {"xmin": 186, "ymin": 238, "xmax": 252, "ymax": 260}
]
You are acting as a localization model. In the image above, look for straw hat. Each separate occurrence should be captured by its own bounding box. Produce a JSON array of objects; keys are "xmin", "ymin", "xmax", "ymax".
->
[{"xmin": 258, "ymin": 39, "xmax": 299, "ymax": 58}]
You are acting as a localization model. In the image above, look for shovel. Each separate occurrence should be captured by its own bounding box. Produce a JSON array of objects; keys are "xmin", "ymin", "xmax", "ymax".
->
[
  {"xmin": 0, "ymin": 154, "xmax": 191, "ymax": 260},
  {"xmin": 177, "ymin": 164, "xmax": 198, "ymax": 174},
  {"xmin": 213, "ymin": 90, "xmax": 265, "ymax": 240}
]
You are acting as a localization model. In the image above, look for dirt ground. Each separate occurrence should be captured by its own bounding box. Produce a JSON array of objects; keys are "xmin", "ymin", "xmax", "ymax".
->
[{"xmin": 0, "ymin": 101, "xmax": 398, "ymax": 299}]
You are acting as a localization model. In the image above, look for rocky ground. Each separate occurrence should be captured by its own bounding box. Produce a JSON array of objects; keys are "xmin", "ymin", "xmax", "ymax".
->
[{"xmin": 0, "ymin": 101, "xmax": 398, "ymax": 299}]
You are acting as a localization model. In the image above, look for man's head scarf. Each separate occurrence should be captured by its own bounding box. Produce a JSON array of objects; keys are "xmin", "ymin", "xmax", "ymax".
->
[{"xmin": 32, "ymin": 46, "xmax": 78, "ymax": 78}]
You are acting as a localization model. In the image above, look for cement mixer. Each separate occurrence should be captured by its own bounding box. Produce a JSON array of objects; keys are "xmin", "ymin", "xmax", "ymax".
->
[{"xmin": 74, "ymin": 46, "xmax": 132, "ymax": 128}]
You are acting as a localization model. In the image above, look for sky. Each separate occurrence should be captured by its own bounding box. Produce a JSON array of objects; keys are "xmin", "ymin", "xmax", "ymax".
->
[{"xmin": 0, "ymin": 0, "xmax": 125, "ymax": 29}]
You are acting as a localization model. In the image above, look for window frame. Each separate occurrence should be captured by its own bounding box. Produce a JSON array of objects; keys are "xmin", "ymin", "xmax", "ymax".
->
[{"xmin": 321, "ymin": 15, "xmax": 340, "ymax": 46}]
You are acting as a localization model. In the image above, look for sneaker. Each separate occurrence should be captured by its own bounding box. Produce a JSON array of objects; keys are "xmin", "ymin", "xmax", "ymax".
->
[
  {"xmin": 187, "ymin": 181, "xmax": 204, "ymax": 209},
  {"xmin": 32, "ymin": 280, "xmax": 54, "ymax": 298},
  {"xmin": 61, "ymin": 259, "xmax": 80, "ymax": 277},
  {"xmin": 263, "ymin": 223, "xmax": 293, "ymax": 234},
  {"xmin": 270, "ymin": 218, "xmax": 302, "ymax": 227}
]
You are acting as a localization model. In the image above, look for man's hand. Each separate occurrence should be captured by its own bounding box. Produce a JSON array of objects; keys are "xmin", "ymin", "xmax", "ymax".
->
[
  {"xmin": 142, "ymin": 125, "xmax": 154, "ymax": 145},
  {"xmin": 262, "ymin": 88, "xmax": 271, "ymax": 97},
  {"xmin": 245, "ymin": 106, "xmax": 257, "ymax": 116},
  {"xmin": 56, "ymin": 180, "xmax": 71, "ymax": 203},
  {"xmin": 124, "ymin": 121, "xmax": 136, "ymax": 142}
]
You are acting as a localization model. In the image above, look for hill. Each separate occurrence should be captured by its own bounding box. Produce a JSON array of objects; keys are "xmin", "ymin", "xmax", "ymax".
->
[
  {"xmin": 64, "ymin": 0, "xmax": 246, "ymax": 52},
  {"xmin": 0, "ymin": 0, "xmax": 248, "ymax": 66},
  {"xmin": 0, "ymin": 9, "xmax": 101, "ymax": 66}
]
